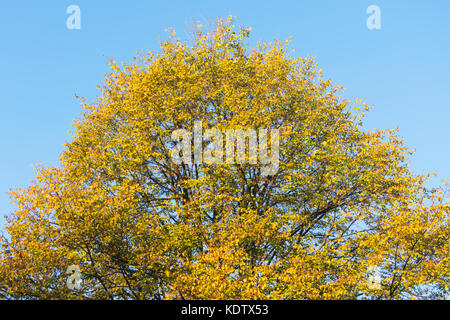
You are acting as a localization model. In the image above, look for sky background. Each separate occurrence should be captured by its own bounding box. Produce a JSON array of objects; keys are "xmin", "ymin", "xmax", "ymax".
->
[{"xmin": 0, "ymin": 0, "xmax": 449, "ymax": 228}]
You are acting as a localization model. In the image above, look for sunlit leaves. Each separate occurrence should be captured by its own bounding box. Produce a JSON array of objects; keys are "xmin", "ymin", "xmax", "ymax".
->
[{"xmin": 0, "ymin": 17, "xmax": 448, "ymax": 300}]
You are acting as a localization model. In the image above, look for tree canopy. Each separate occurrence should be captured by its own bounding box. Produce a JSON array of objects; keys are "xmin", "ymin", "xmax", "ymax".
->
[{"xmin": 0, "ymin": 17, "xmax": 448, "ymax": 300}]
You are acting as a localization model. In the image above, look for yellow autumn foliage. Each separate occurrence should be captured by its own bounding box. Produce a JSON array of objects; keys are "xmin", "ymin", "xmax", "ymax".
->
[{"xmin": 0, "ymin": 17, "xmax": 448, "ymax": 300}]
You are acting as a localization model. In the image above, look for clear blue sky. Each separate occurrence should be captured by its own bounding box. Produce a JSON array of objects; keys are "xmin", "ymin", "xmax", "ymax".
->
[{"xmin": 1, "ymin": 0, "xmax": 449, "ymax": 227}]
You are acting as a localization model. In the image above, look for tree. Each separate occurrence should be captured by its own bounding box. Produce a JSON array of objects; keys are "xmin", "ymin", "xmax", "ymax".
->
[{"xmin": 0, "ymin": 17, "xmax": 448, "ymax": 300}]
